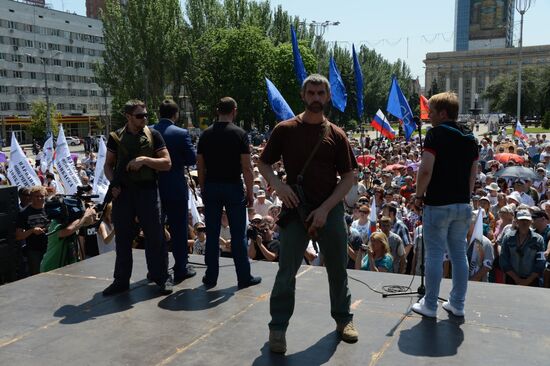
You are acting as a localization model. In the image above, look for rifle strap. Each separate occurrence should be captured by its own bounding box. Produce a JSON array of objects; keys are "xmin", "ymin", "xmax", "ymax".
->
[{"xmin": 297, "ymin": 121, "xmax": 329, "ymax": 184}]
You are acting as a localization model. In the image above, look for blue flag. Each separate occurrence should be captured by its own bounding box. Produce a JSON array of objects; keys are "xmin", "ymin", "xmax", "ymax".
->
[
  {"xmin": 329, "ymin": 56, "xmax": 347, "ymax": 113},
  {"xmin": 291, "ymin": 25, "xmax": 307, "ymax": 86},
  {"xmin": 266, "ymin": 78, "xmax": 295, "ymax": 121},
  {"xmin": 352, "ymin": 44, "xmax": 364, "ymax": 120},
  {"xmin": 386, "ymin": 75, "xmax": 415, "ymax": 140}
]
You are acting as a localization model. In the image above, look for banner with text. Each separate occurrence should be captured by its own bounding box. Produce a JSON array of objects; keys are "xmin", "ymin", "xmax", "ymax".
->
[
  {"xmin": 54, "ymin": 125, "xmax": 81, "ymax": 195},
  {"xmin": 7, "ymin": 133, "xmax": 41, "ymax": 188}
]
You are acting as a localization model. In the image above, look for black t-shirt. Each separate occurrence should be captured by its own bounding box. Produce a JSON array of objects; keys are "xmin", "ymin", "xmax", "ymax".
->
[
  {"xmin": 16, "ymin": 206, "xmax": 49, "ymax": 252},
  {"xmin": 423, "ymin": 122, "xmax": 478, "ymax": 206},
  {"xmin": 253, "ymin": 239, "xmax": 280, "ymax": 261},
  {"xmin": 197, "ymin": 122, "xmax": 250, "ymax": 183},
  {"xmin": 79, "ymin": 225, "xmax": 99, "ymax": 257}
]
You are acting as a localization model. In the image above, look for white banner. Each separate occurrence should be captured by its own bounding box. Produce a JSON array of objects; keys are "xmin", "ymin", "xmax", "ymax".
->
[
  {"xmin": 92, "ymin": 137, "xmax": 110, "ymax": 202},
  {"xmin": 54, "ymin": 125, "xmax": 81, "ymax": 195},
  {"xmin": 40, "ymin": 135, "xmax": 54, "ymax": 174},
  {"xmin": 7, "ymin": 133, "xmax": 41, "ymax": 188}
]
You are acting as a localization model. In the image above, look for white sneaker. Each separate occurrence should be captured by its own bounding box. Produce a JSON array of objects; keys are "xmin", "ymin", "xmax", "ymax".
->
[
  {"xmin": 442, "ymin": 301, "xmax": 465, "ymax": 317},
  {"xmin": 411, "ymin": 298, "xmax": 437, "ymax": 318}
]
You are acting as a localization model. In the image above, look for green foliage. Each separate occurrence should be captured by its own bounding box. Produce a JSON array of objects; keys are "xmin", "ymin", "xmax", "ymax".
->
[
  {"xmin": 428, "ymin": 79, "xmax": 439, "ymax": 98},
  {"xmin": 99, "ymin": 0, "xmax": 187, "ymax": 120},
  {"xmin": 188, "ymin": 26, "xmax": 274, "ymax": 129},
  {"xmin": 483, "ymin": 65, "xmax": 550, "ymax": 118},
  {"xmin": 98, "ymin": 0, "xmax": 414, "ymax": 130},
  {"xmin": 28, "ymin": 100, "xmax": 59, "ymax": 141}
]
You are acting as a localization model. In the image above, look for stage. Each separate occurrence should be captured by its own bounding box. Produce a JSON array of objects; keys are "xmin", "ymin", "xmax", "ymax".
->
[{"xmin": 0, "ymin": 252, "xmax": 549, "ymax": 365}]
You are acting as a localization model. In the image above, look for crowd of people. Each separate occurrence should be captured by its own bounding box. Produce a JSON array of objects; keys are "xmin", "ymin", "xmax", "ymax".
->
[{"xmin": 3, "ymin": 75, "xmax": 550, "ymax": 353}]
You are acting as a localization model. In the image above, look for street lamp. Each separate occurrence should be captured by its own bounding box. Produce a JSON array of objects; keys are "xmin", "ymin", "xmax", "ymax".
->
[
  {"xmin": 515, "ymin": 0, "xmax": 533, "ymax": 126},
  {"xmin": 27, "ymin": 50, "xmax": 62, "ymax": 138},
  {"xmin": 309, "ymin": 20, "xmax": 340, "ymax": 73}
]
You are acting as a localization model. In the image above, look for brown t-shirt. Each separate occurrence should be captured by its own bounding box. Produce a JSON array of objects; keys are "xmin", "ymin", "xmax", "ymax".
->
[{"xmin": 260, "ymin": 117, "xmax": 358, "ymax": 207}]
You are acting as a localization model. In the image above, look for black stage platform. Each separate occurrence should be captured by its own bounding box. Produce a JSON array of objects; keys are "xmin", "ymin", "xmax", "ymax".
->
[{"xmin": 1, "ymin": 252, "xmax": 549, "ymax": 365}]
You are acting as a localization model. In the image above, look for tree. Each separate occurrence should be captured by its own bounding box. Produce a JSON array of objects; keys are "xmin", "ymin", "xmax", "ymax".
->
[
  {"xmin": 483, "ymin": 65, "xmax": 550, "ymax": 118},
  {"xmin": 28, "ymin": 100, "xmax": 60, "ymax": 142},
  {"xmin": 427, "ymin": 79, "xmax": 439, "ymax": 98},
  {"xmin": 187, "ymin": 26, "xmax": 275, "ymax": 129},
  {"xmin": 98, "ymin": 0, "xmax": 186, "ymax": 127}
]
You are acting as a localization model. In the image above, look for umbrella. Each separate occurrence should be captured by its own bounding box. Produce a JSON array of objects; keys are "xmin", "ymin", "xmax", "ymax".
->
[
  {"xmin": 384, "ymin": 163, "xmax": 406, "ymax": 171},
  {"xmin": 356, "ymin": 154, "xmax": 375, "ymax": 166},
  {"xmin": 494, "ymin": 166, "xmax": 539, "ymax": 181},
  {"xmin": 494, "ymin": 153, "xmax": 525, "ymax": 164}
]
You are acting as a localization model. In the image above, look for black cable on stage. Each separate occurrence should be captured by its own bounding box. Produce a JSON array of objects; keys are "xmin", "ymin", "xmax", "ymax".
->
[{"xmin": 348, "ymin": 271, "xmax": 417, "ymax": 296}]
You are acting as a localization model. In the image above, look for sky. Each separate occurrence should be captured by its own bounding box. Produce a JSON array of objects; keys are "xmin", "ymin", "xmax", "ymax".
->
[{"xmin": 49, "ymin": 0, "xmax": 550, "ymax": 87}]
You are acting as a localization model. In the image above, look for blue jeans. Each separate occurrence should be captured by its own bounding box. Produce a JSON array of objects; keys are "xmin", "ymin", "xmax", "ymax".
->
[
  {"xmin": 423, "ymin": 204, "xmax": 471, "ymax": 311},
  {"xmin": 203, "ymin": 182, "xmax": 253, "ymax": 284}
]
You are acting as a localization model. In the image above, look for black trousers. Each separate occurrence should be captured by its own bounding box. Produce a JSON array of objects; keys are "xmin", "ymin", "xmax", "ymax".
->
[{"xmin": 112, "ymin": 186, "xmax": 168, "ymax": 284}]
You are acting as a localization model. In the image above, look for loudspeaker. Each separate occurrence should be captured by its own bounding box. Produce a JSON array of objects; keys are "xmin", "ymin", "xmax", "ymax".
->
[{"xmin": 0, "ymin": 186, "xmax": 18, "ymax": 284}]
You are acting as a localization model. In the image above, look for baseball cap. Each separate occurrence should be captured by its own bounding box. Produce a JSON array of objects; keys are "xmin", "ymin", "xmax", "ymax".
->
[{"xmin": 516, "ymin": 209, "xmax": 532, "ymax": 221}]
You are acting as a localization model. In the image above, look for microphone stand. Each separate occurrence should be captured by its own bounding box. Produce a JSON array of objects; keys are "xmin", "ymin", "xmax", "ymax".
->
[{"xmin": 382, "ymin": 117, "xmax": 445, "ymax": 301}]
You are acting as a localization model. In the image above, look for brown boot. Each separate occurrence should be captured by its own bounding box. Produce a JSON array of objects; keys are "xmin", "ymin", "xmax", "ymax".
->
[
  {"xmin": 336, "ymin": 321, "xmax": 359, "ymax": 343},
  {"xmin": 269, "ymin": 330, "xmax": 287, "ymax": 353}
]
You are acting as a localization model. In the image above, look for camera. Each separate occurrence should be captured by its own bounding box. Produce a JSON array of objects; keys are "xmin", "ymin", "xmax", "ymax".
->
[
  {"xmin": 44, "ymin": 185, "xmax": 100, "ymax": 226},
  {"xmin": 247, "ymin": 225, "xmax": 259, "ymax": 240}
]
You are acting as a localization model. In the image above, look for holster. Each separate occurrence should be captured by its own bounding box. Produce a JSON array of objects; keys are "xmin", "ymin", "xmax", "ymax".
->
[{"xmin": 276, "ymin": 183, "xmax": 314, "ymax": 230}]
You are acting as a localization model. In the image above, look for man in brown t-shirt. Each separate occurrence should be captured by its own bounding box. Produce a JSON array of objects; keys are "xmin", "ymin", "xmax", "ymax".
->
[{"xmin": 258, "ymin": 74, "xmax": 359, "ymax": 353}]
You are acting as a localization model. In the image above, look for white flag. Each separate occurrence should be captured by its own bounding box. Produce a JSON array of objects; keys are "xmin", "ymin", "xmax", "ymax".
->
[
  {"xmin": 92, "ymin": 137, "xmax": 110, "ymax": 202},
  {"xmin": 470, "ymin": 209, "xmax": 484, "ymax": 244},
  {"xmin": 7, "ymin": 133, "xmax": 41, "ymax": 188},
  {"xmin": 188, "ymin": 188, "xmax": 201, "ymax": 225},
  {"xmin": 54, "ymin": 125, "xmax": 81, "ymax": 195},
  {"xmin": 40, "ymin": 135, "xmax": 54, "ymax": 174}
]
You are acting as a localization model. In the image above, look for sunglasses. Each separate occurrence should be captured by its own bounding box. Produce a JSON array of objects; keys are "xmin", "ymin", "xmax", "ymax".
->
[
  {"xmin": 359, "ymin": 210, "xmax": 369, "ymax": 214},
  {"xmin": 132, "ymin": 113, "xmax": 149, "ymax": 119},
  {"xmin": 196, "ymin": 227, "xmax": 206, "ymax": 233}
]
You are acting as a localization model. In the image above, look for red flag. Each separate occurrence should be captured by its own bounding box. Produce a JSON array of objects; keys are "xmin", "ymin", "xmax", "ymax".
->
[{"xmin": 420, "ymin": 95, "xmax": 430, "ymax": 120}]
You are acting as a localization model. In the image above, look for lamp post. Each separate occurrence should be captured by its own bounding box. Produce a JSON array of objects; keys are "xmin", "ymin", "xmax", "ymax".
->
[
  {"xmin": 515, "ymin": 0, "xmax": 533, "ymax": 126},
  {"xmin": 30, "ymin": 50, "xmax": 62, "ymax": 138},
  {"xmin": 309, "ymin": 20, "xmax": 340, "ymax": 73}
]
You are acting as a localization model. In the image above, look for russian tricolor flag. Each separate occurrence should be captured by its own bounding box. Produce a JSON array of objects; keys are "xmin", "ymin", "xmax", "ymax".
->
[
  {"xmin": 514, "ymin": 121, "xmax": 528, "ymax": 141},
  {"xmin": 371, "ymin": 109, "xmax": 396, "ymax": 140}
]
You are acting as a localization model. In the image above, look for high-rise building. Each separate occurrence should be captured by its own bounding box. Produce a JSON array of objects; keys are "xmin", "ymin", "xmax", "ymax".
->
[
  {"xmin": 454, "ymin": 0, "xmax": 515, "ymax": 51},
  {"xmin": 87, "ymin": 0, "xmax": 127, "ymax": 19},
  {"xmin": 86, "ymin": 0, "xmax": 105, "ymax": 19},
  {"xmin": 0, "ymin": 0, "xmax": 111, "ymax": 142}
]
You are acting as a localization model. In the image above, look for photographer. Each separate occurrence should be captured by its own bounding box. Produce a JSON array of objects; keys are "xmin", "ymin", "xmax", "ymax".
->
[
  {"xmin": 40, "ymin": 199, "xmax": 97, "ymax": 273},
  {"xmin": 247, "ymin": 219, "xmax": 279, "ymax": 262},
  {"xmin": 76, "ymin": 185, "xmax": 100, "ymax": 258}
]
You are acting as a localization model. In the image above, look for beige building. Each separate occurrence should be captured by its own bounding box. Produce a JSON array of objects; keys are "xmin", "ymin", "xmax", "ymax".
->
[{"xmin": 424, "ymin": 45, "xmax": 550, "ymax": 114}]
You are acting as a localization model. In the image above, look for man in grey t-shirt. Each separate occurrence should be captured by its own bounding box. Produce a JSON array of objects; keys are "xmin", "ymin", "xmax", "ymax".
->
[{"xmin": 380, "ymin": 216, "xmax": 406, "ymax": 273}]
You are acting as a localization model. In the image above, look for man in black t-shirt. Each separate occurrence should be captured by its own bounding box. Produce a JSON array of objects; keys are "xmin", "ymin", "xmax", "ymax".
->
[
  {"xmin": 102, "ymin": 99, "xmax": 173, "ymax": 296},
  {"xmin": 412, "ymin": 92, "xmax": 478, "ymax": 319},
  {"xmin": 16, "ymin": 186, "xmax": 49, "ymax": 275},
  {"xmin": 197, "ymin": 97, "xmax": 261, "ymax": 289}
]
